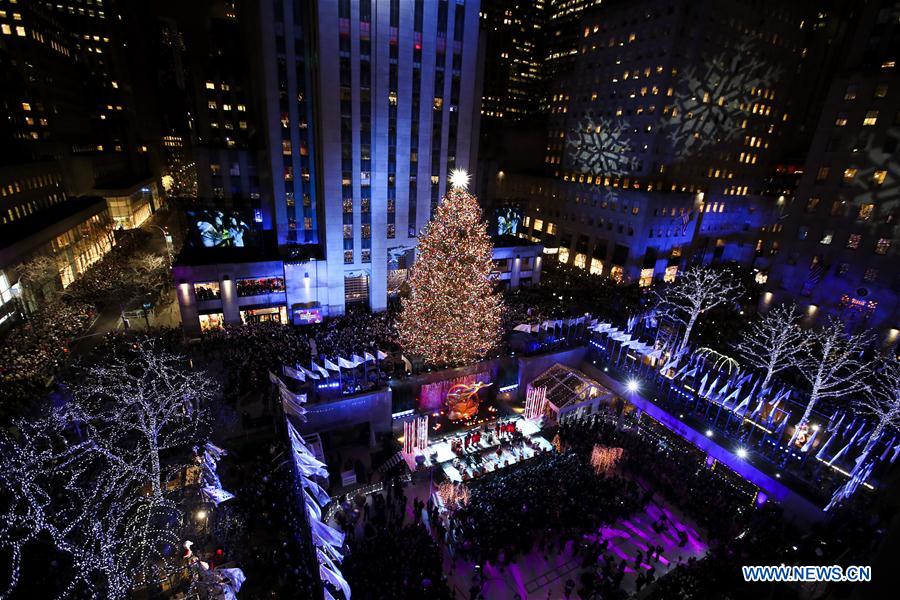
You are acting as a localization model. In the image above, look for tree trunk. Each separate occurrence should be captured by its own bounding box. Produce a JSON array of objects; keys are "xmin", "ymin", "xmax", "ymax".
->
[
  {"xmin": 800, "ymin": 377, "xmax": 822, "ymax": 426},
  {"xmin": 679, "ymin": 312, "xmax": 698, "ymax": 355},
  {"xmin": 149, "ymin": 432, "xmax": 163, "ymax": 498},
  {"xmin": 760, "ymin": 369, "xmax": 773, "ymax": 395}
]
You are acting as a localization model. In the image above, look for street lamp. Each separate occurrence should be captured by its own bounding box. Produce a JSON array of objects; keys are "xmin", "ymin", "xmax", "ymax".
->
[{"xmin": 148, "ymin": 224, "xmax": 174, "ymax": 262}]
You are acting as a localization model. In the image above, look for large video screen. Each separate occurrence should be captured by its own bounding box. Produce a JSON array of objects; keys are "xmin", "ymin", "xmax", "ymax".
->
[
  {"xmin": 186, "ymin": 209, "xmax": 259, "ymax": 249},
  {"xmin": 496, "ymin": 206, "xmax": 522, "ymax": 236}
]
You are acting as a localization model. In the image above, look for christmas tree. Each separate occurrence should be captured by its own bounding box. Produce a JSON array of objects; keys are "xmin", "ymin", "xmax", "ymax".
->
[{"xmin": 398, "ymin": 171, "xmax": 503, "ymax": 366}]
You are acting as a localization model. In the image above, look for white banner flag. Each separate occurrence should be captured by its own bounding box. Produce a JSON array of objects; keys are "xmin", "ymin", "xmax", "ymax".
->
[{"xmin": 283, "ymin": 365, "xmax": 306, "ymax": 382}]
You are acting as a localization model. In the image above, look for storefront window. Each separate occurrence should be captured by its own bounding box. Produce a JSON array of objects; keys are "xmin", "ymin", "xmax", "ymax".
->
[
  {"xmin": 240, "ymin": 305, "xmax": 288, "ymax": 325},
  {"xmin": 236, "ymin": 277, "xmax": 285, "ymax": 297},
  {"xmin": 199, "ymin": 313, "xmax": 225, "ymax": 332},
  {"xmin": 609, "ymin": 265, "xmax": 624, "ymax": 284},
  {"xmin": 194, "ymin": 281, "xmax": 221, "ymax": 301}
]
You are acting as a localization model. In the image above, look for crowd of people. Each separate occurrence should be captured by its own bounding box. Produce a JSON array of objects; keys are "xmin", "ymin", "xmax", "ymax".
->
[
  {"xmin": 196, "ymin": 307, "xmax": 403, "ymax": 402},
  {"xmin": 205, "ymin": 441, "xmax": 320, "ymax": 597},
  {"xmin": 559, "ymin": 412, "xmax": 757, "ymax": 542},
  {"xmin": 331, "ymin": 477, "xmax": 452, "ymax": 599},
  {"xmin": 63, "ymin": 235, "xmax": 170, "ymax": 308},
  {"xmin": 0, "ymin": 300, "xmax": 95, "ymax": 413},
  {"xmin": 0, "ymin": 230, "xmax": 171, "ymax": 418},
  {"xmin": 448, "ymin": 451, "xmax": 646, "ymax": 566}
]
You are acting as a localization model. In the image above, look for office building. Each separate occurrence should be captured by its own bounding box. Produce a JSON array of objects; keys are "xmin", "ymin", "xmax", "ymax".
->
[
  {"xmin": 480, "ymin": 0, "xmax": 546, "ymax": 122},
  {"xmin": 174, "ymin": 0, "xmax": 484, "ymax": 336},
  {"xmin": 766, "ymin": 0, "xmax": 900, "ymax": 332},
  {"xmin": 500, "ymin": 0, "xmax": 820, "ymax": 284}
]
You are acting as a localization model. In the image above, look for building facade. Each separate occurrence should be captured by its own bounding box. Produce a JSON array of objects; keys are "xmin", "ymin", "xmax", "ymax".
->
[
  {"xmin": 479, "ymin": 0, "xmax": 545, "ymax": 123},
  {"xmin": 494, "ymin": 0, "xmax": 817, "ymax": 285},
  {"xmin": 767, "ymin": 0, "xmax": 900, "ymax": 333},
  {"xmin": 173, "ymin": 0, "xmax": 485, "ymax": 334}
]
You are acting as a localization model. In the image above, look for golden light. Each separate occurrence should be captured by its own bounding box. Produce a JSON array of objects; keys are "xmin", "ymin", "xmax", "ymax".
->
[{"xmin": 449, "ymin": 168, "xmax": 470, "ymax": 190}]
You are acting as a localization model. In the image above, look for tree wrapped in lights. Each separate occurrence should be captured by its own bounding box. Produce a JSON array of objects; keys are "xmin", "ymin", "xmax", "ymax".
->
[
  {"xmin": 398, "ymin": 173, "xmax": 503, "ymax": 366},
  {"xmin": 797, "ymin": 317, "xmax": 872, "ymax": 428},
  {"xmin": 0, "ymin": 339, "xmax": 218, "ymax": 598},
  {"xmin": 68, "ymin": 338, "xmax": 216, "ymax": 498},
  {"xmin": 854, "ymin": 357, "xmax": 900, "ymax": 458},
  {"xmin": 653, "ymin": 266, "xmax": 743, "ymax": 367},
  {"xmin": 734, "ymin": 303, "xmax": 808, "ymax": 392}
]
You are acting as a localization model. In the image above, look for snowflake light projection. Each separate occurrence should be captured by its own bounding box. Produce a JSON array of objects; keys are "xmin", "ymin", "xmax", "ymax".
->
[
  {"xmin": 664, "ymin": 38, "xmax": 782, "ymax": 155},
  {"xmin": 850, "ymin": 125, "xmax": 899, "ymax": 212},
  {"xmin": 566, "ymin": 116, "xmax": 637, "ymax": 177}
]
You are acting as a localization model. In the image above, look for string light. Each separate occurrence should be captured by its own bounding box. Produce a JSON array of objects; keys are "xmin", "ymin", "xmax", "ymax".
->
[
  {"xmin": 398, "ymin": 186, "xmax": 503, "ymax": 366},
  {"xmin": 0, "ymin": 339, "xmax": 219, "ymax": 599}
]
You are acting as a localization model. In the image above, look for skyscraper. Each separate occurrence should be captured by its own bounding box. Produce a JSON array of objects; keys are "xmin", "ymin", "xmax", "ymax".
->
[
  {"xmin": 499, "ymin": 0, "xmax": 818, "ymax": 284},
  {"xmin": 480, "ymin": 0, "xmax": 546, "ymax": 123},
  {"xmin": 173, "ymin": 0, "xmax": 484, "ymax": 335},
  {"xmin": 766, "ymin": 0, "xmax": 900, "ymax": 333}
]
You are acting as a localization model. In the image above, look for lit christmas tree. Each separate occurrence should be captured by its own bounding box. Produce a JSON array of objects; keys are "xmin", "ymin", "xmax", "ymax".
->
[{"xmin": 398, "ymin": 170, "xmax": 503, "ymax": 366}]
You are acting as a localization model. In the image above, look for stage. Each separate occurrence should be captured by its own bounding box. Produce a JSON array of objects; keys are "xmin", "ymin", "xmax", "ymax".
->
[{"xmin": 401, "ymin": 415, "xmax": 554, "ymax": 481}]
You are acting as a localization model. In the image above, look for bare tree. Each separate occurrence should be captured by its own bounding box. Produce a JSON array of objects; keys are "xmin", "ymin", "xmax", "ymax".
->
[
  {"xmin": 0, "ymin": 340, "xmax": 218, "ymax": 598},
  {"xmin": 653, "ymin": 266, "xmax": 743, "ymax": 364},
  {"xmin": 734, "ymin": 303, "xmax": 808, "ymax": 392},
  {"xmin": 855, "ymin": 357, "xmax": 900, "ymax": 457},
  {"xmin": 797, "ymin": 317, "xmax": 873, "ymax": 427},
  {"xmin": 68, "ymin": 338, "xmax": 216, "ymax": 498},
  {"xmin": 17, "ymin": 254, "xmax": 62, "ymax": 308}
]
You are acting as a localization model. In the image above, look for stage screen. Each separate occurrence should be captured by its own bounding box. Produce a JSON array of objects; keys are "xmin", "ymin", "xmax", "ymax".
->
[
  {"xmin": 186, "ymin": 209, "xmax": 260, "ymax": 249},
  {"xmin": 419, "ymin": 370, "xmax": 493, "ymax": 413}
]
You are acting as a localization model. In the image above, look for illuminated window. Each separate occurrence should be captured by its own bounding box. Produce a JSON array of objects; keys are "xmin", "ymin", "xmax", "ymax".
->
[
  {"xmin": 815, "ymin": 167, "xmax": 829, "ymax": 182},
  {"xmin": 863, "ymin": 111, "xmax": 879, "ymax": 126},
  {"xmin": 834, "ymin": 114, "xmax": 848, "ymax": 126},
  {"xmin": 843, "ymin": 85, "xmax": 857, "ymax": 100},
  {"xmin": 205, "ymin": 82, "xmax": 215, "ymax": 89},
  {"xmin": 574, "ymin": 253, "xmax": 586, "ymax": 269},
  {"xmin": 847, "ymin": 233, "xmax": 861, "ymax": 249},
  {"xmin": 806, "ymin": 197, "xmax": 820, "ymax": 212},
  {"xmin": 797, "ymin": 226, "xmax": 809, "ymax": 240},
  {"xmin": 533, "ymin": 218, "xmax": 543, "ymax": 232},
  {"xmin": 639, "ymin": 268, "xmax": 654, "ymax": 287},
  {"xmin": 208, "ymin": 101, "xmax": 217, "ymax": 110},
  {"xmin": 873, "ymin": 170, "xmax": 887, "ymax": 186},
  {"xmin": 874, "ymin": 84, "xmax": 888, "ymax": 98},
  {"xmin": 842, "ymin": 167, "xmax": 857, "ymax": 183},
  {"xmin": 282, "ymin": 140, "xmax": 292, "ymax": 155},
  {"xmin": 664, "ymin": 265, "xmax": 678, "ymax": 282},
  {"xmin": 546, "ymin": 222, "xmax": 557, "ymax": 234},
  {"xmin": 590, "ymin": 259, "xmax": 603, "ymax": 276},
  {"xmin": 863, "ymin": 268, "xmax": 878, "ymax": 282},
  {"xmin": 558, "ymin": 247, "xmax": 569, "ymax": 263},
  {"xmin": 820, "ymin": 231, "xmax": 833, "ymax": 245},
  {"xmin": 609, "ymin": 266, "xmax": 624, "ymax": 284},
  {"xmin": 858, "ymin": 203, "xmax": 874, "ymax": 220},
  {"xmin": 875, "ymin": 238, "xmax": 891, "ymax": 255},
  {"xmin": 837, "ymin": 263, "xmax": 850, "ymax": 277}
]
